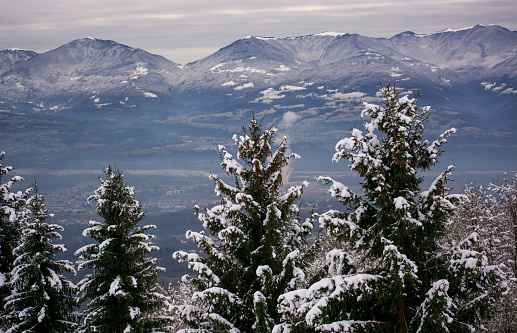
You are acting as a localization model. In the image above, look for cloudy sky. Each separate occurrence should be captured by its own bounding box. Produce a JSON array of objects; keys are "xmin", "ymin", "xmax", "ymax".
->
[{"xmin": 1, "ymin": 0, "xmax": 516, "ymax": 64}]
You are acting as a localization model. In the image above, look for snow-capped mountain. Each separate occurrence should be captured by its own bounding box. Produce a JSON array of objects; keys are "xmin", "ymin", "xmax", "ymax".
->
[
  {"xmin": 0, "ymin": 24, "xmax": 515, "ymax": 125},
  {"xmin": 170, "ymin": 24, "xmax": 516, "ymax": 129},
  {"xmin": 0, "ymin": 38, "xmax": 182, "ymax": 111},
  {"xmin": 1, "ymin": 25, "xmax": 516, "ymax": 192}
]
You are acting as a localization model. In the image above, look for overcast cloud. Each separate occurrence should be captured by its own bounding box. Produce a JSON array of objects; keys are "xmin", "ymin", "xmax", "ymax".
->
[{"xmin": 1, "ymin": 0, "xmax": 516, "ymax": 64}]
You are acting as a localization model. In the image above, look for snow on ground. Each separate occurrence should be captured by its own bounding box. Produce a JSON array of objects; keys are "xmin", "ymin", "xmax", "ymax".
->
[{"xmin": 234, "ymin": 82, "xmax": 254, "ymax": 90}]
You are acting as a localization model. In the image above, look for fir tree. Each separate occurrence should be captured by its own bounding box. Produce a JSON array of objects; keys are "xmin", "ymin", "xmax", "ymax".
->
[
  {"xmin": 0, "ymin": 152, "xmax": 30, "ymax": 328},
  {"xmin": 274, "ymin": 84, "xmax": 506, "ymax": 333},
  {"xmin": 76, "ymin": 166, "xmax": 169, "ymax": 333},
  {"xmin": 174, "ymin": 114, "xmax": 314, "ymax": 332},
  {"xmin": 4, "ymin": 182, "xmax": 77, "ymax": 333}
]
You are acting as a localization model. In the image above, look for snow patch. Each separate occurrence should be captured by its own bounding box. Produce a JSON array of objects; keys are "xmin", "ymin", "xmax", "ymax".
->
[
  {"xmin": 481, "ymin": 81, "xmax": 496, "ymax": 90},
  {"xmin": 234, "ymin": 82, "xmax": 254, "ymax": 90},
  {"xmin": 222, "ymin": 80, "xmax": 237, "ymax": 87},
  {"xmin": 143, "ymin": 92, "xmax": 158, "ymax": 98},
  {"xmin": 313, "ymin": 31, "xmax": 347, "ymax": 37},
  {"xmin": 130, "ymin": 65, "xmax": 148, "ymax": 79},
  {"xmin": 275, "ymin": 65, "xmax": 290, "ymax": 71}
]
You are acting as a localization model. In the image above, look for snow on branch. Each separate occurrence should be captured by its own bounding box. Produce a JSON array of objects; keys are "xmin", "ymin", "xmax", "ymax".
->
[{"xmin": 317, "ymin": 177, "xmax": 360, "ymax": 205}]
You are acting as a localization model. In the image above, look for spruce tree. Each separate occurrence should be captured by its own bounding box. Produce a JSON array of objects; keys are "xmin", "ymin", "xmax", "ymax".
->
[
  {"xmin": 4, "ymin": 183, "xmax": 77, "ymax": 333},
  {"xmin": 173, "ymin": 114, "xmax": 314, "ymax": 332},
  {"xmin": 0, "ymin": 152, "xmax": 30, "ymax": 328},
  {"xmin": 274, "ymin": 84, "xmax": 506, "ymax": 333},
  {"xmin": 76, "ymin": 166, "xmax": 169, "ymax": 333}
]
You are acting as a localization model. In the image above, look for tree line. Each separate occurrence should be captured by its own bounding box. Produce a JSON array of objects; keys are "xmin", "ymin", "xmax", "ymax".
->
[{"xmin": 1, "ymin": 84, "xmax": 515, "ymax": 332}]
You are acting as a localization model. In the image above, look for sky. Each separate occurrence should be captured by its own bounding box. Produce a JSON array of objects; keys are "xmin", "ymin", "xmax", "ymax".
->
[{"xmin": 1, "ymin": 0, "xmax": 516, "ymax": 65}]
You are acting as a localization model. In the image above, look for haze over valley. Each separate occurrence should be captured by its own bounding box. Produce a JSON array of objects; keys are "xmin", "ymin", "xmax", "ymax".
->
[{"xmin": 1, "ymin": 24, "xmax": 516, "ymax": 279}]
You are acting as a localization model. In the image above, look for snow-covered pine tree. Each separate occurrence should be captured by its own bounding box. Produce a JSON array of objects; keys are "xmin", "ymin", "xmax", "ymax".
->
[
  {"xmin": 274, "ymin": 84, "xmax": 507, "ymax": 333},
  {"xmin": 4, "ymin": 182, "xmax": 77, "ymax": 333},
  {"xmin": 0, "ymin": 152, "xmax": 30, "ymax": 328},
  {"xmin": 173, "ymin": 114, "xmax": 314, "ymax": 332},
  {"xmin": 76, "ymin": 166, "xmax": 169, "ymax": 333}
]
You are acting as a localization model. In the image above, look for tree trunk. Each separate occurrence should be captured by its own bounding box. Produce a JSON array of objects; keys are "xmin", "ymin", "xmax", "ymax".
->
[{"xmin": 395, "ymin": 297, "xmax": 408, "ymax": 333}]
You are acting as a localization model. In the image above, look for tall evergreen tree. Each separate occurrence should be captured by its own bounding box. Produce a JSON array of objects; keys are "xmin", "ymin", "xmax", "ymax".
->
[
  {"xmin": 76, "ymin": 166, "xmax": 169, "ymax": 333},
  {"xmin": 274, "ymin": 84, "xmax": 506, "ymax": 333},
  {"xmin": 0, "ymin": 152, "xmax": 30, "ymax": 328},
  {"xmin": 173, "ymin": 114, "xmax": 314, "ymax": 332},
  {"xmin": 4, "ymin": 183, "xmax": 77, "ymax": 333}
]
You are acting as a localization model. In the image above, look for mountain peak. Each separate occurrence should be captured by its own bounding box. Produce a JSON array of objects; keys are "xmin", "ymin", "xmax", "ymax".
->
[
  {"xmin": 425, "ymin": 24, "xmax": 501, "ymax": 36},
  {"xmin": 5, "ymin": 47, "xmax": 34, "ymax": 52},
  {"xmin": 312, "ymin": 31, "xmax": 348, "ymax": 37},
  {"xmin": 64, "ymin": 37, "xmax": 133, "ymax": 50},
  {"xmin": 242, "ymin": 36, "xmax": 276, "ymax": 41}
]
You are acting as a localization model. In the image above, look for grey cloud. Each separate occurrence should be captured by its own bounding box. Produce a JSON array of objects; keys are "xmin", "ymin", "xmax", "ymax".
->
[{"xmin": 1, "ymin": 0, "xmax": 516, "ymax": 64}]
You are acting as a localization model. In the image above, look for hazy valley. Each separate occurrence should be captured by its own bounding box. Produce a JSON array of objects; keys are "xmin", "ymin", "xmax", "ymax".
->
[{"xmin": 1, "ymin": 24, "xmax": 516, "ymax": 280}]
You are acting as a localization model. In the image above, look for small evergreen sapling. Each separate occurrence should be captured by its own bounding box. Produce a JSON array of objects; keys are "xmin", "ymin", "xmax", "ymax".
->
[
  {"xmin": 4, "ymin": 183, "xmax": 77, "ymax": 333},
  {"xmin": 76, "ymin": 166, "xmax": 169, "ymax": 333},
  {"xmin": 273, "ymin": 84, "xmax": 506, "ymax": 333},
  {"xmin": 174, "ymin": 114, "xmax": 314, "ymax": 332}
]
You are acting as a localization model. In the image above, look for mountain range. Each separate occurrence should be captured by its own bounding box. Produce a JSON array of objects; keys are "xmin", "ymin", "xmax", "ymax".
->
[
  {"xmin": 0, "ymin": 24, "xmax": 516, "ymax": 179},
  {"xmin": 1, "ymin": 25, "xmax": 516, "ymax": 280},
  {"xmin": 1, "ymin": 24, "xmax": 515, "ymax": 119}
]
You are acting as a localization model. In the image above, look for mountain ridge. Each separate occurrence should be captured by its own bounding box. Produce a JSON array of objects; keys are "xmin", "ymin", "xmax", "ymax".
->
[
  {"xmin": 0, "ymin": 25, "xmax": 516, "ymax": 189},
  {"xmin": 0, "ymin": 25, "xmax": 515, "ymax": 124}
]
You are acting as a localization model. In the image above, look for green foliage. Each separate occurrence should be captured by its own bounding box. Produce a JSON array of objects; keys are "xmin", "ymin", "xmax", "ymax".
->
[
  {"xmin": 76, "ymin": 166, "xmax": 169, "ymax": 333},
  {"xmin": 0, "ymin": 152, "xmax": 31, "ymax": 329},
  {"xmin": 4, "ymin": 183, "xmax": 77, "ymax": 333},
  {"xmin": 274, "ymin": 84, "xmax": 506, "ymax": 333},
  {"xmin": 174, "ymin": 113, "xmax": 315, "ymax": 332}
]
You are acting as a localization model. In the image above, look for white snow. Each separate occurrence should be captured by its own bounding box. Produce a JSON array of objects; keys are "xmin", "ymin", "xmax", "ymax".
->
[
  {"xmin": 481, "ymin": 81, "xmax": 496, "ymax": 90},
  {"xmin": 275, "ymin": 65, "xmax": 291, "ymax": 71},
  {"xmin": 129, "ymin": 306, "xmax": 140, "ymax": 319},
  {"xmin": 502, "ymin": 88, "xmax": 517, "ymax": 94},
  {"xmin": 211, "ymin": 65, "xmax": 267, "ymax": 75},
  {"xmin": 394, "ymin": 196, "xmax": 409, "ymax": 210},
  {"xmin": 37, "ymin": 306, "xmax": 46, "ymax": 323},
  {"xmin": 143, "ymin": 92, "xmax": 158, "ymax": 98},
  {"xmin": 109, "ymin": 276, "xmax": 122, "ymax": 296},
  {"xmin": 253, "ymin": 85, "xmax": 306, "ymax": 103},
  {"xmin": 313, "ymin": 31, "xmax": 347, "ymax": 37},
  {"xmin": 234, "ymin": 82, "xmax": 254, "ymax": 90},
  {"xmin": 326, "ymin": 92, "xmax": 366, "ymax": 100},
  {"xmin": 222, "ymin": 80, "xmax": 237, "ymax": 87},
  {"xmin": 130, "ymin": 65, "xmax": 148, "ymax": 79}
]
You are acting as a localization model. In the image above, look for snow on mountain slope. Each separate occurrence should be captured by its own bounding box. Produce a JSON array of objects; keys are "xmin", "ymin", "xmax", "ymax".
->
[
  {"xmin": 0, "ymin": 38, "xmax": 182, "ymax": 111},
  {"xmin": 388, "ymin": 25, "xmax": 517, "ymax": 79},
  {"xmin": 0, "ymin": 25, "xmax": 515, "ymax": 119},
  {"xmin": 0, "ymin": 49, "xmax": 38, "ymax": 75}
]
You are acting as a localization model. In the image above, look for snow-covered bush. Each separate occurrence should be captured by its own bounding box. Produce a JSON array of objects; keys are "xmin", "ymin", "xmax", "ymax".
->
[{"xmin": 449, "ymin": 175, "xmax": 517, "ymax": 332}]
